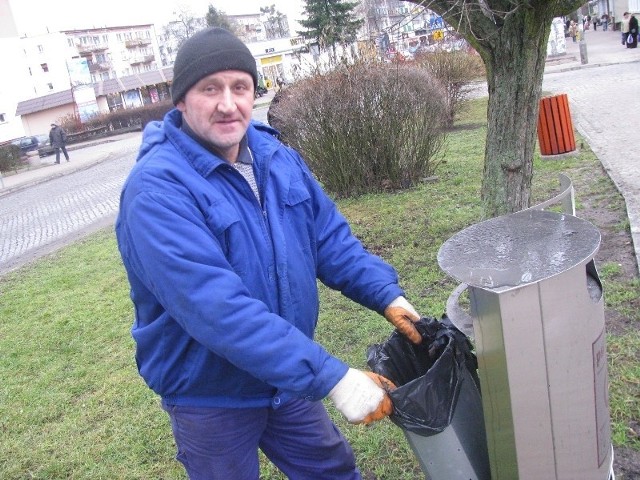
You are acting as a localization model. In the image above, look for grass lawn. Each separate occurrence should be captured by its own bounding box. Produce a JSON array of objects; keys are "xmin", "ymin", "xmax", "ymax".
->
[{"xmin": 0, "ymin": 98, "xmax": 638, "ymax": 479}]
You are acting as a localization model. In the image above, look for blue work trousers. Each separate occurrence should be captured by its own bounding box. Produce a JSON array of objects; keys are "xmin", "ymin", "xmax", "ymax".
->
[{"xmin": 162, "ymin": 398, "xmax": 361, "ymax": 480}]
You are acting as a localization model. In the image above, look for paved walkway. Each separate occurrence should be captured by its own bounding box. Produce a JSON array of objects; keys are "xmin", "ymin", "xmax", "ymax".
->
[{"xmin": 0, "ymin": 36, "xmax": 638, "ymax": 271}]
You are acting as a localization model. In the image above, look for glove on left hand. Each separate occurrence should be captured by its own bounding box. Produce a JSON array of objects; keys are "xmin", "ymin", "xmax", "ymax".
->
[
  {"xmin": 328, "ymin": 368, "xmax": 395, "ymax": 425},
  {"xmin": 360, "ymin": 372, "xmax": 396, "ymax": 424}
]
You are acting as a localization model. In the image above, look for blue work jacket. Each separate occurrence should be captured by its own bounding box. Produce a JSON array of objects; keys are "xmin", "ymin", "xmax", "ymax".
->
[{"xmin": 115, "ymin": 109, "xmax": 404, "ymax": 409}]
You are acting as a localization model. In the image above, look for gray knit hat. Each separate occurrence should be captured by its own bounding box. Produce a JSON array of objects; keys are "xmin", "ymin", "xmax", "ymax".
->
[{"xmin": 171, "ymin": 27, "xmax": 258, "ymax": 105}]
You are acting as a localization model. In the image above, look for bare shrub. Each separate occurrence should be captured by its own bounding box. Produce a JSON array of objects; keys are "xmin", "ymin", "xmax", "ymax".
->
[
  {"xmin": 415, "ymin": 49, "xmax": 485, "ymax": 127},
  {"xmin": 270, "ymin": 62, "xmax": 449, "ymax": 197},
  {"xmin": 0, "ymin": 143, "xmax": 22, "ymax": 174}
]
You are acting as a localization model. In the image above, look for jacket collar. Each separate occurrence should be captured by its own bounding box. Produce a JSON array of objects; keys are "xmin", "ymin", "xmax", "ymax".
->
[{"xmin": 161, "ymin": 108, "xmax": 281, "ymax": 179}]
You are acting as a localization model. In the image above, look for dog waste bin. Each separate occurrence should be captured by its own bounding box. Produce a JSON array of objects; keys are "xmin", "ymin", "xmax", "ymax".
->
[
  {"xmin": 367, "ymin": 316, "xmax": 491, "ymax": 480},
  {"xmin": 438, "ymin": 209, "xmax": 614, "ymax": 480},
  {"xmin": 537, "ymin": 93, "xmax": 576, "ymax": 155}
]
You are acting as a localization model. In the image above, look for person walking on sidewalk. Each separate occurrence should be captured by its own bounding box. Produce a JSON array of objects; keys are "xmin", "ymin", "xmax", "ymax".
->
[
  {"xmin": 621, "ymin": 12, "xmax": 631, "ymax": 46},
  {"xmin": 627, "ymin": 14, "xmax": 638, "ymax": 49},
  {"xmin": 49, "ymin": 123, "xmax": 69, "ymax": 163},
  {"xmin": 116, "ymin": 27, "xmax": 423, "ymax": 480},
  {"xmin": 569, "ymin": 20, "xmax": 578, "ymax": 42}
]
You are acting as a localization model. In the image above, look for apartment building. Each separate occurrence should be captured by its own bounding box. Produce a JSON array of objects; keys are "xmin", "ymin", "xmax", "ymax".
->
[
  {"xmin": 12, "ymin": 24, "xmax": 170, "ymax": 138},
  {"xmin": 233, "ymin": 12, "xmax": 268, "ymax": 44},
  {"xmin": 16, "ymin": 24, "xmax": 161, "ymax": 95},
  {"xmin": 63, "ymin": 25, "xmax": 162, "ymax": 82}
]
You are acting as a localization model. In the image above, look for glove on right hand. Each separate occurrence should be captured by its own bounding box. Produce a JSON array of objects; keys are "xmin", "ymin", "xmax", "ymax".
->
[
  {"xmin": 328, "ymin": 368, "xmax": 395, "ymax": 424},
  {"xmin": 384, "ymin": 296, "xmax": 422, "ymax": 345}
]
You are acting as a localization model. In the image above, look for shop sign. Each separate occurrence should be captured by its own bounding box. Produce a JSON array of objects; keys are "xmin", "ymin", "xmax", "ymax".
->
[{"xmin": 260, "ymin": 55, "xmax": 283, "ymax": 66}]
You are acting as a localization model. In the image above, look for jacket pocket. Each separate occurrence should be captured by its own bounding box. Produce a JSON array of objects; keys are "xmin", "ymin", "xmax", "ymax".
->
[
  {"xmin": 203, "ymin": 200, "xmax": 246, "ymax": 276},
  {"xmin": 284, "ymin": 179, "xmax": 315, "ymax": 255}
]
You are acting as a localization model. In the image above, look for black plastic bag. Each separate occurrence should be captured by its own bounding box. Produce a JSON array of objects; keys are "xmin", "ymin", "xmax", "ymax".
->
[{"xmin": 366, "ymin": 315, "xmax": 479, "ymax": 436}]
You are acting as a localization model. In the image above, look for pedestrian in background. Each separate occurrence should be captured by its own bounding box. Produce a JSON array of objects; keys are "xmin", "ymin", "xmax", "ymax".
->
[
  {"xmin": 601, "ymin": 13, "xmax": 609, "ymax": 31},
  {"xmin": 116, "ymin": 27, "xmax": 423, "ymax": 480},
  {"xmin": 627, "ymin": 13, "xmax": 638, "ymax": 48},
  {"xmin": 569, "ymin": 20, "xmax": 578, "ymax": 42},
  {"xmin": 621, "ymin": 12, "xmax": 631, "ymax": 45},
  {"xmin": 49, "ymin": 123, "xmax": 69, "ymax": 164}
]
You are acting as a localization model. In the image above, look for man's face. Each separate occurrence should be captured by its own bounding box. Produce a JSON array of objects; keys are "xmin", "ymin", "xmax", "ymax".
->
[{"xmin": 177, "ymin": 70, "xmax": 255, "ymax": 163}]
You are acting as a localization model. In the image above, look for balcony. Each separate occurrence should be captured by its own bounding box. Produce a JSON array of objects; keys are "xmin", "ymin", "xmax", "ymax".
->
[
  {"xmin": 129, "ymin": 55, "xmax": 155, "ymax": 65},
  {"xmin": 77, "ymin": 43, "xmax": 108, "ymax": 54},
  {"xmin": 88, "ymin": 62, "xmax": 112, "ymax": 73},
  {"xmin": 125, "ymin": 38, "xmax": 152, "ymax": 48}
]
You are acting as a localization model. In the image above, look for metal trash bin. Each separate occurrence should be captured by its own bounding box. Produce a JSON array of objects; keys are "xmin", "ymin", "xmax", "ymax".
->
[
  {"xmin": 537, "ymin": 94, "xmax": 576, "ymax": 156},
  {"xmin": 403, "ymin": 366, "xmax": 490, "ymax": 480},
  {"xmin": 438, "ymin": 209, "xmax": 614, "ymax": 479},
  {"xmin": 367, "ymin": 317, "xmax": 491, "ymax": 480}
]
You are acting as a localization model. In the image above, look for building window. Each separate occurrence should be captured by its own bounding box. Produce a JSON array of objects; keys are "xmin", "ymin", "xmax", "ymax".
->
[
  {"xmin": 0, "ymin": 113, "xmax": 6, "ymax": 123},
  {"xmin": 48, "ymin": 83, "xmax": 53, "ymax": 90},
  {"xmin": 41, "ymin": 63, "xmax": 49, "ymax": 72},
  {"xmin": 67, "ymin": 38, "xmax": 74, "ymax": 47},
  {"xmin": 37, "ymin": 44, "xmax": 44, "ymax": 53}
]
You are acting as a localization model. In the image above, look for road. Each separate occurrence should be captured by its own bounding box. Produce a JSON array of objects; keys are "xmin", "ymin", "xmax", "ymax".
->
[{"xmin": 0, "ymin": 145, "xmax": 137, "ymax": 274}]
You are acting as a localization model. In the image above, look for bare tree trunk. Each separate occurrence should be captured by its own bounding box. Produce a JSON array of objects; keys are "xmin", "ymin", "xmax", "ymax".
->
[{"xmin": 479, "ymin": 14, "xmax": 552, "ymax": 216}]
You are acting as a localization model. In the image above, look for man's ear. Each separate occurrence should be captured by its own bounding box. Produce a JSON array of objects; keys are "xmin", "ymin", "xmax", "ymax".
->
[{"xmin": 176, "ymin": 100, "xmax": 186, "ymax": 113}]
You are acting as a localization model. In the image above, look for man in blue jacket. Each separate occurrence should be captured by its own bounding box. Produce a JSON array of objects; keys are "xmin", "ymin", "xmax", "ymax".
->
[{"xmin": 116, "ymin": 27, "xmax": 422, "ymax": 480}]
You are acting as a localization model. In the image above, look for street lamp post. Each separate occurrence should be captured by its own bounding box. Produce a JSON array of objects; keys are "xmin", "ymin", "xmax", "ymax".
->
[{"xmin": 578, "ymin": 11, "xmax": 589, "ymax": 64}]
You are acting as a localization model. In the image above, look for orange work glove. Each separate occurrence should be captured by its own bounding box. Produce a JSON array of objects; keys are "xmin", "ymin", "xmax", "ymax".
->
[
  {"xmin": 360, "ymin": 372, "xmax": 396, "ymax": 425},
  {"xmin": 384, "ymin": 296, "xmax": 422, "ymax": 344},
  {"xmin": 328, "ymin": 369, "xmax": 396, "ymax": 424}
]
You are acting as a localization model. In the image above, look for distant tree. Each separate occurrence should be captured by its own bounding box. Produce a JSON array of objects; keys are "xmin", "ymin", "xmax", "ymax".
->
[
  {"xmin": 163, "ymin": 7, "xmax": 207, "ymax": 51},
  {"xmin": 260, "ymin": 4, "xmax": 290, "ymax": 39},
  {"xmin": 205, "ymin": 5, "xmax": 237, "ymax": 33},
  {"xmin": 297, "ymin": 0, "xmax": 363, "ymax": 62}
]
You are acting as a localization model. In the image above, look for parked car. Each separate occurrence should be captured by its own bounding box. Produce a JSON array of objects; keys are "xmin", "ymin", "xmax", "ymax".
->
[
  {"xmin": 11, "ymin": 135, "xmax": 40, "ymax": 154},
  {"xmin": 9, "ymin": 134, "xmax": 54, "ymax": 158},
  {"xmin": 35, "ymin": 134, "xmax": 55, "ymax": 157}
]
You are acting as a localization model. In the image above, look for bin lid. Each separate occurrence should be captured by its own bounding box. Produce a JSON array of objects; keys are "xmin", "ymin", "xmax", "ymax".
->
[{"xmin": 437, "ymin": 209, "xmax": 600, "ymax": 291}]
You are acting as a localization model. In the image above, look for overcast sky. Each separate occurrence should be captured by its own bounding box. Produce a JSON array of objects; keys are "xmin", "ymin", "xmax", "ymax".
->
[{"xmin": 11, "ymin": 0, "xmax": 306, "ymax": 36}]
